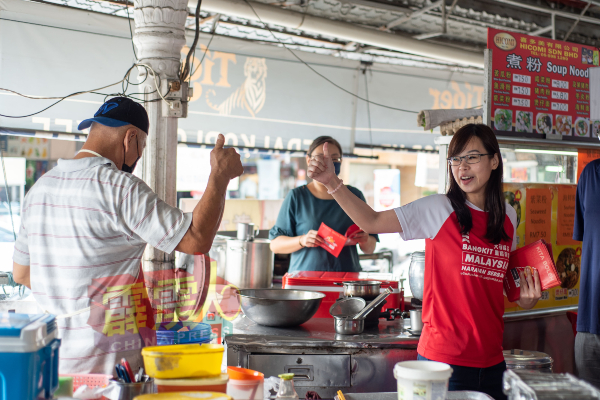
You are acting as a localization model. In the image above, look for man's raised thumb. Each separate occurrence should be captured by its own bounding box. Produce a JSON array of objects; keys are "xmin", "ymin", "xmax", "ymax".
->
[
  {"xmin": 323, "ymin": 142, "xmax": 330, "ymax": 158},
  {"xmin": 215, "ymin": 134, "xmax": 225, "ymax": 149}
]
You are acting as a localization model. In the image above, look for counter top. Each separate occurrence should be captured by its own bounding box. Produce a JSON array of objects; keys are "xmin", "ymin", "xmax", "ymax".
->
[{"xmin": 227, "ymin": 316, "xmax": 419, "ymax": 349}]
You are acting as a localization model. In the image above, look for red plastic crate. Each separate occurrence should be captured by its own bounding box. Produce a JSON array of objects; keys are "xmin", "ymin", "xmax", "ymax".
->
[{"xmin": 282, "ymin": 271, "xmax": 403, "ymax": 318}]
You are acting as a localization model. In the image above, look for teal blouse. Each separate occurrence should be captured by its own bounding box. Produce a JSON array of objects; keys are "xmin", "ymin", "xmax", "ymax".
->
[{"xmin": 269, "ymin": 185, "xmax": 379, "ymax": 273}]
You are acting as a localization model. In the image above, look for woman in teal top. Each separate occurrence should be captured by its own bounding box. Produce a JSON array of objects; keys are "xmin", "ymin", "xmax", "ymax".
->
[{"xmin": 269, "ymin": 136, "xmax": 378, "ymax": 272}]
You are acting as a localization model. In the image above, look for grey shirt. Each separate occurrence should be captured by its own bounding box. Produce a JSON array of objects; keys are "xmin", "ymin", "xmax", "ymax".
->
[{"xmin": 12, "ymin": 156, "xmax": 192, "ymax": 375}]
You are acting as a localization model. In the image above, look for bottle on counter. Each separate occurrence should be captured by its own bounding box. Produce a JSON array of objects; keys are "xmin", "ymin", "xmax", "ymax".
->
[{"xmin": 276, "ymin": 373, "xmax": 299, "ymax": 400}]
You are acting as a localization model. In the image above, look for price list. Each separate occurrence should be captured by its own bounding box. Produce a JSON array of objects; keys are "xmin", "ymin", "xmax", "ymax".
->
[
  {"xmin": 487, "ymin": 28, "xmax": 599, "ymax": 141},
  {"xmin": 525, "ymin": 188, "xmax": 552, "ymax": 246}
]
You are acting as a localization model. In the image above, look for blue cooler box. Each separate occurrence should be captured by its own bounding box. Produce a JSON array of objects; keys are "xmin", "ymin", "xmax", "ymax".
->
[{"xmin": 0, "ymin": 313, "xmax": 61, "ymax": 400}]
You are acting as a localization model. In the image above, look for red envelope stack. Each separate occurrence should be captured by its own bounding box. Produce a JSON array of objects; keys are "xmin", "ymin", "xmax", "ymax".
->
[
  {"xmin": 317, "ymin": 223, "xmax": 347, "ymax": 257},
  {"xmin": 504, "ymin": 239, "xmax": 560, "ymax": 303}
]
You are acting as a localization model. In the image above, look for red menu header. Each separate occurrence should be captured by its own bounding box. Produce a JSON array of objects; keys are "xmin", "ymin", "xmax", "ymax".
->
[{"xmin": 487, "ymin": 28, "xmax": 599, "ymax": 141}]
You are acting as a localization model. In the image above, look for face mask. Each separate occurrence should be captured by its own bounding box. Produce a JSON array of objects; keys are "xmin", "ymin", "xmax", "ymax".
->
[
  {"xmin": 122, "ymin": 138, "xmax": 141, "ymax": 173},
  {"xmin": 333, "ymin": 162, "xmax": 341, "ymax": 176}
]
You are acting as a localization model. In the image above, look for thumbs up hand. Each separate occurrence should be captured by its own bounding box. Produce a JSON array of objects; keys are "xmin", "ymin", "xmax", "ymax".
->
[
  {"xmin": 210, "ymin": 134, "xmax": 244, "ymax": 181},
  {"xmin": 307, "ymin": 142, "xmax": 337, "ymax": 188}
]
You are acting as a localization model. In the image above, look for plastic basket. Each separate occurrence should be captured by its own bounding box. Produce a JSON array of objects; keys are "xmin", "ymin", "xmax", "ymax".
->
[
  {"xmin": 60, "ymin": 373, "xmax": 112, "ymax": 391},
  {"xmin": 156, "ymin": 322, "xmax": 212, "ymax": 345}
]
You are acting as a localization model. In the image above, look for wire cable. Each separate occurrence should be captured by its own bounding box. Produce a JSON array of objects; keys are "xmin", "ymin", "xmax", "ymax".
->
[
  {"xmin": 242, "ymin": 0, "xmax": 418, "ymax": 114},
  {"xmin": 0, "ymin": 63, "xmax": 171, "ymax": 118},
  {"xmin": 363, "ymin": 67, "xmax": 375, "ymax": 157},
  {"xmin": 188, "ymin": 25, "xmax": 218, "ymax": 81},
  {"xmin": 181, "ymin": 0, "xmax": 203, "ymax": 82}
]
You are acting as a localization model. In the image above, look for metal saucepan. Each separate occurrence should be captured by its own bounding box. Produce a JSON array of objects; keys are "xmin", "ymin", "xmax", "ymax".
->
[
  {"xmin": 334, "ymin": 316, "xmax": 364, "ymax": 335},
  {"xmin": 409, "ymin": 309, "xmax": 423, "ymax": 332},
  {"xmin": 334, "ymin": 281, "xmax": 389, "ymax": 298},
  {"xmin": 353, "ymin": 288, "xmax": 392, "ymax": 319},
  {"xmin": 238, "ymin": 289, "xmax": 325, "ymax": 327},
  {"xmin": 333, "ymin": 289, "xmax": 392, "ymax": 335},
  {"xmin": 329, "ymin": 297, "xmax": 366, "ymax": 318}
]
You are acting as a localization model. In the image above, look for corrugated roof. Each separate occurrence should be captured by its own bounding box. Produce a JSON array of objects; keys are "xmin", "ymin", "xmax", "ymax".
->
[{"xmin": 31, "ymin": 0, "xmax": 600, "ymax": 65}]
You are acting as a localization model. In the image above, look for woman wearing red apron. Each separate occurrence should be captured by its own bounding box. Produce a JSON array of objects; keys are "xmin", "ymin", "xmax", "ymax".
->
[{"xmin": 308, "ymin": 124, "xmax": 542, "ymax": 400}]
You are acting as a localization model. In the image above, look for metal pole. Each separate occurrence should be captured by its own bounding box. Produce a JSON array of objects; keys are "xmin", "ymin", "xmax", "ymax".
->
[
  {"xmin": 349, "ymin": 66, "xmax": 360, "ymax": 153},
  {"xmin": 564, "ymin": 1, "xmax": 592, "ymax": 42},
  {"xmin": 133, "ymin": 0, "xmax": 188, "ymax": 276}
]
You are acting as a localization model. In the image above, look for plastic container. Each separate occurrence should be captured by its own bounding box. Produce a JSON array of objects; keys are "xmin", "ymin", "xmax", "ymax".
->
[
  {"xmin": 156, "ymin": 322, "xmax": 212, "ymax": 345},
  {"xmin": 0, "ymin": 313, "xmax": 61, "ymax": 400},
  {"xmin": 227, "ymin": 367, "xmax": 264, "ymax": 400},
  {"xmin": 156, "ymin": 374, "xmax": 229, "ymax": 393},
  {"xmin": 109, "ymin": 379, "xmax": 156, "ymax": 399},
  {"xmin": 142, "ymin": 344, "xmax": 224, "ymax": 379},
  {"xmin": 393, "ymin": 361, "xmax": 453, "ymax": 400},
  {"xmin": 133, "ymin": 391, "xmax": 233, "ymax": 400},
  {"xmin": 55, "ymin": 376, "xmax": 74, "ymax": 397},
  {"xmin": 60, "ymin": 373, "xmax": 112, "ymax": 391},
  {"xmin": 276, "ymin": 373, "xmax": 298, "ymax": 400}
]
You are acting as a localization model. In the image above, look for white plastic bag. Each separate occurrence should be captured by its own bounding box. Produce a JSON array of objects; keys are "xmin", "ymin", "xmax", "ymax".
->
[
  {"xmin": 72, "ymin": 384, "xmax": 105, "ymax": 399},
  {"xmin": 264, "ymin": 376, "xmax": 281, "ymax": 400}
]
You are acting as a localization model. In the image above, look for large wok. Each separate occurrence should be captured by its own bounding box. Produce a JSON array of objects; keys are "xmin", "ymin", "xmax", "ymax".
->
[{"xmin": 238, "ymin": 289, "xmax": 325, "ymax": 327}]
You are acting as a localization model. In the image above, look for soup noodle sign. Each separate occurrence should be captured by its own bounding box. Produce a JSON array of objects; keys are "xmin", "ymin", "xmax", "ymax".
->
[{"xmin": 487, "ymin": 28, "xmax": 600, "ymax": 141}]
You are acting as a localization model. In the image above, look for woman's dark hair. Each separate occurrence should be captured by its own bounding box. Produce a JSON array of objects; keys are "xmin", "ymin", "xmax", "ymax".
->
[
  {"xmin": 307, "ymin": 136, "xmax": 343, "ymax": 158},
  {"xmin": 446, "ymin": 124, "xmax": 509, "ymax": 244}
]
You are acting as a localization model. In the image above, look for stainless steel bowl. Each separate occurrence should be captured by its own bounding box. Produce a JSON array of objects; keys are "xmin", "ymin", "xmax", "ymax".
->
[
  {"xmin": 334, "ymin": 316, "xmax": 365, "ymax": 335},
  {"xmin": 238, "ymin": 289, "xmax": 325, "ymax": 327}
]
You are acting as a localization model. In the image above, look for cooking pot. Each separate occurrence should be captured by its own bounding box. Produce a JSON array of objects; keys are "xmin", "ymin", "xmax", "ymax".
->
[
  {"xmin": 408, "ymin": 251, "xmax": 425, "ymax": 301},
  {"xmin": 334, "ymin": 281, "xmax": 386, "ymax": 298},
  {"xmin": 409, "ymin": 309, "xmax": 423, "ymax": 332},
  {"xmin": 225, "ymin": 238, "xmax": 274, "ymax": 289},
  {"xmin": 334, "ymin": 316, "xmax": 364, "ymax": 335},
  {"xmin": 503, "ymin": 349, "xmax": 553, "ymax": 373},
  {"xmin": 333, "ymin": 288, "xmax": 391, "ymax": 335}
]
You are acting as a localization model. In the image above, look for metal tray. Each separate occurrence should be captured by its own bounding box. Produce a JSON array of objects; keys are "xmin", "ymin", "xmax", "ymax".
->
[{"xmin": 336, "ymin": 391, "xmax": 493, "ymax": 400}]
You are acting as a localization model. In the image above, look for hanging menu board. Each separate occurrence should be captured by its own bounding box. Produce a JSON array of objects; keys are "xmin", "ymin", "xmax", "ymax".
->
[{"xmin": 487, "ymin": 28, "xmax": 600, "ymax": 141}]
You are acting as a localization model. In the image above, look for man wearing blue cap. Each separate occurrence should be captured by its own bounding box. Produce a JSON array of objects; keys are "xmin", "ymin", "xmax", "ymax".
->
[{"xmin": 12, "ymin": 97, "xmax": 243, "ymax": 374}]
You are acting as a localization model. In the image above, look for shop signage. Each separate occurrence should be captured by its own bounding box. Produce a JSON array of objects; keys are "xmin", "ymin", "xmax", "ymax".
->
[
  {"xmin": 556, "ymin": 186, "xmax": 578, "ymax": 246},
  {"xmin": 577, "ymin": 148, "xmax": 600, "ymax": 178},
  {"xmin": 524, "ymin": 188, "xmax": 552, "ymax": 246},
  {"xmin": 487, "ymin": 28, "xmax": 599, "ymax": 141}
]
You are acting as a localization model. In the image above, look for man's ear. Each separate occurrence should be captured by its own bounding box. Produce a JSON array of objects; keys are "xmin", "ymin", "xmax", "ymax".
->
[{"xmin": 126, "ymin": 127, "xmax": 138, "ymax": 142}]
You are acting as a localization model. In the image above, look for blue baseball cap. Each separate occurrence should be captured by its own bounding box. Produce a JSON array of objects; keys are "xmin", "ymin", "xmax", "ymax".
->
[{"xmin": 78, "ymin": 97, "xmax": 149, "ymax": 134}]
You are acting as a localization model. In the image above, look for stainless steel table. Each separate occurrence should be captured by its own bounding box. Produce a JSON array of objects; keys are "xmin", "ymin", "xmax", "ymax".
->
[{"xmin": 225, "ymin": 317, "xmax": 419, "ymax": 398}]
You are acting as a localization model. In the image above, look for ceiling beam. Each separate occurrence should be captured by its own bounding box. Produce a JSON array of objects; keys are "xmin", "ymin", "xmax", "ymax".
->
[
  {"xmin": 386, "ymin": 0, "xmax": 444, "ymax": 30},
  {"xmin": 338, "ymin": 0, "xmax": 411, "ymax": 13},
  {"xmin": 564, "ymin": 1, "xmax": 592, "ymax": 41},
  {"xmin": 493, "ymin": 0, "xmax": 600, "ymax": 26},
  {"xmin": 529, "ymin": 25, "xmax": 553, "ymax": 37},
  {"xmin": 199, "ymin": 0, "xmax": 484, "ymax": 67}
]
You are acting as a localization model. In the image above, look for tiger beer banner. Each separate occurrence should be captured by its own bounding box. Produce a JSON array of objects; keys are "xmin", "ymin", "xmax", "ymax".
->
[
  {"xmin": 487, "ymin": 28, "xmax": 599, "ymax": 141},
  {"xmin": 0, "ymin": 0, "xmax": 485, "ymax": 152}
]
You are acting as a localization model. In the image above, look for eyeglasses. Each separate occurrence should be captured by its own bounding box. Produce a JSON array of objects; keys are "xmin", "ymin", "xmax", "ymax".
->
[{"xmin": 447, "ymin": 153, "xmax": 493, "ymax": 166}]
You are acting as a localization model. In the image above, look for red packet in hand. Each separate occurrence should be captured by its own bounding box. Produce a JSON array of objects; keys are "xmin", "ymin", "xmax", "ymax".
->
[
  {"xmin": 317, "ymin": 223, "xmax": 346, "ymax": 258},
  {"xmin": 503, "ymin": 239, "xmax": 561, "ymax": 303},
  {"xmin": 345, "ymin": 224, "xmax": 363, "ymax": 238}
]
